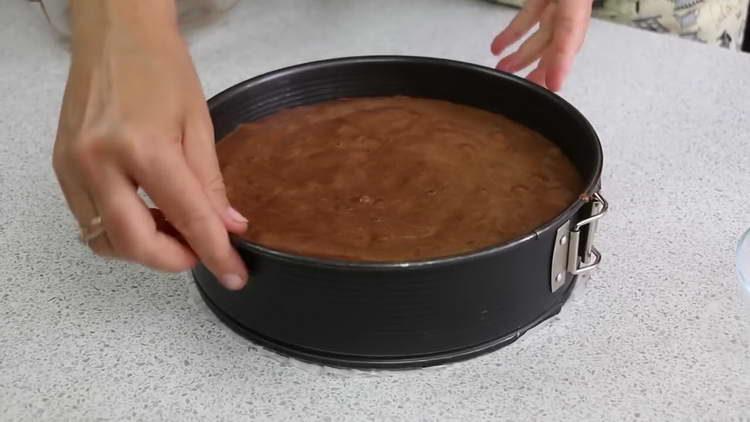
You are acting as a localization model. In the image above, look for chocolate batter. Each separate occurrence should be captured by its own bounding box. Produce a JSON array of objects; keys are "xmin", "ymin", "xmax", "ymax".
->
[{"xmin": 216, "ymin": 97, "xmax": 582, "ymax": 262}]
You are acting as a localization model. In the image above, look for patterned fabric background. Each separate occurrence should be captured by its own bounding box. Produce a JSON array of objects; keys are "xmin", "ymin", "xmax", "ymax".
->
[{"xmin": 491, "ymin": 0, "xmax": 749, "ymax": 50}]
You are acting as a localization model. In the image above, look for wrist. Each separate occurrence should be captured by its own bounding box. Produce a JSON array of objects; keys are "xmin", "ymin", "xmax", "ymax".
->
[{"xmin": 69, "ymin": 0, "xmax": 181, "ymax": 55}]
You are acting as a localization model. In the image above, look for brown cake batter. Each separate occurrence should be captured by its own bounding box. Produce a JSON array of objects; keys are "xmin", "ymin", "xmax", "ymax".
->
[{"xmin": 216, "ymin": 97, "xmax": 582, "ymax": 262}]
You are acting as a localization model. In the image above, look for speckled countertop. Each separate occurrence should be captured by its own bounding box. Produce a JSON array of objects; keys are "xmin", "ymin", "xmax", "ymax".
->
[{"xmin": 1, "ymin": 1, "xmax": 749, "ymax": 421}]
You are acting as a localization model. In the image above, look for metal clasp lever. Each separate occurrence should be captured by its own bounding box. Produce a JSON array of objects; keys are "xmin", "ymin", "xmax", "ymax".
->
[
  {"xmin": 550, "ymin": 192, "xmax": 609, "ymax": 292},
  {"xmin": 568, "ymin": 192, "xmax": 608, "ymax": 275}
]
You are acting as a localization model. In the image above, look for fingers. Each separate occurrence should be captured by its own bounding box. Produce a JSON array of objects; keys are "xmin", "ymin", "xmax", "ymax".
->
[
  {"xmin": 182, "ymin": 109, "xmax": 248, "ymax": 235},
  {"xmin": 88, "ymin": 163, "xmax": 198, "ymax": 272},
  {"xmin": 54, "ymin": 168, "xmax": 116, "ymax": 257},
  {"xmin": 133, "ymin": 149, "xmax": 248, "ymax": 290},
  {"xmin": 87, "ymin": 226, "xmax": 116, "ymax": 258},
  {"xmin": 526, "ymin": 55, "xmax": 548, "ymax": 87},
  {"xmin": 496, "ymin": 22, "xmax": 552, "ymax": 73},
  {"xmin": 523, "ymin": 4, "xmax": 555, "ymax": 87},
  {"xmin": 543, "ymin": 0, "xmax": 592, "ymax": 91},
  {"xmin": 491, "ymin": 0, "xmax": 547, "ymax": 55},
  {"xmin": 59, "ymin": 151, "xmax": 197, "ymax": 270},
  {"xmin": 492, "ymin": 0, "xmax": 591, "ymax": 92}
]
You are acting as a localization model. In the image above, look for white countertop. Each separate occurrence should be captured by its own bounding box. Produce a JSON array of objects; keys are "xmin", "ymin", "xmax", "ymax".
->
[{"xmin": 1, "ymin": 1, "xmax": 749, "ymax": 420}]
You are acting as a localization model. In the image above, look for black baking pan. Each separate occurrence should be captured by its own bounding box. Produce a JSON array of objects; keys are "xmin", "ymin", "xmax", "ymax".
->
[{"xmin": 193, "ymin": 56, "xmax": 606, "ymax": 369}]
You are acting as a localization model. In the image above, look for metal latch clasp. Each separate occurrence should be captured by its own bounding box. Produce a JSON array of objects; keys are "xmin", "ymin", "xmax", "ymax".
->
[{"xmin": 550, "ymin": 192, "xmax": 608, "ymax": 292}]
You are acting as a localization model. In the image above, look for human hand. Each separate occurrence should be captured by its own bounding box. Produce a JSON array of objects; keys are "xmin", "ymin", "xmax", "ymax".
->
[
  {"xmin": 490, "ymin": 0, "xmax": 593, "ymax": 91},
  {"xmin": 52, "ymin": 1, "xmax": 248, "ymax": 289}
]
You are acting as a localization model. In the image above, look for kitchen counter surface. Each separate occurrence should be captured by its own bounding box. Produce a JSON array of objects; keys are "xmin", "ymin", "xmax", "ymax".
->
[{"xmin": 1, "ymin": 1, "xmax": 749, "ymax": 420}]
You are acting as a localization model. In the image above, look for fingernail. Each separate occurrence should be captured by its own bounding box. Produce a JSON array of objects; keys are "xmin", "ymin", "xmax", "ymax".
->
[
  {"xmin": 227, "ymin": 206, "xmax": 248, "ymax": 224},
  {"xmin": 220, "ymin": 273, "xmax": 246, "ymax": 290}
]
